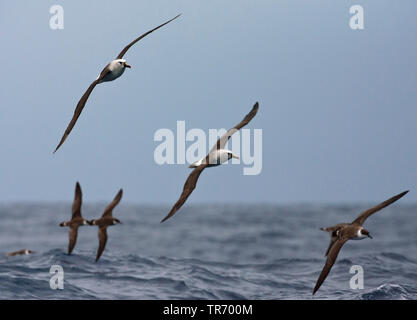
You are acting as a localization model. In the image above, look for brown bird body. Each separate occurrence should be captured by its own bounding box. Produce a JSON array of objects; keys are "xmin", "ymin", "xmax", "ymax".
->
[
  {"xmin": 59, "ymin": 182, "xmax": 90, "ymax": 254},
  {"xmin": 161, "ymin": 102, "xmax": 259, "ymax": 223},
  {"xmin": 53, "ymin": 14, "xmax": 181, "ymax": 153},
  {"xmin": 313, "ymin": 190, "xmax": 409, "ymax": 295},
  {"xmin": 6, "ymin": 249, "xmax": 34, "ymax": 257},
  {"xmin": 90, "ymin": 189, "xmax": 123, "ymax": 262}
]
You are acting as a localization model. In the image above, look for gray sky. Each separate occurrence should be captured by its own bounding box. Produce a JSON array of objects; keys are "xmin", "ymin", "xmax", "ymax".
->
[{"xmin": 0, "ymin": 1, "xmax": 416, "ymax": 204}]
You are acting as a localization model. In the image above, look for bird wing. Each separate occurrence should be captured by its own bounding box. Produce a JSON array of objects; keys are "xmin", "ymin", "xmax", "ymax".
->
[
  {"xmin": 324, "ymin": 237, "xmax": 337, "ymax": 257},
  {"xmin": 102, "ymin": 189, "xmax": 123, "ymax": 218},
  {"xmin": 313, "ymin": 237, "xmax": 349, "ymax": 295},
  {"xmin": 161, "ymin": 164, "xmax": 208, "ymax": 223},
  {"xmin": 116, "ymin": 14, "xmax": 181, "ymax": 59},
  {"xmin": 71, "ymin": 182, "xmax": 82, "ymax": 219},
  {"xmin": 53, "ymin": 65, "xmax": 111, "ymax": 153},
  {"xmin": 320, "ymin": 223, "xmax": 348, "ymax": 257},
  {"xmin": 351, "ymin": 190, "xmax": 409, "ymax": 226},
  {"xmin": 96, "ymin": 227, "xmax": 108, "ymax": 262},
  {"xmin": 208, "ymin": 102, "xmax": 259, "ymax": 155},
  {"xmin": 68, "ymin": 226, "xmax": 78, "ymax": 254}
]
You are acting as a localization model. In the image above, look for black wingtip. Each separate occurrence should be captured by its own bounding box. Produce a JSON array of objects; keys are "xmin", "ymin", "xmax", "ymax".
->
[
  {"xmin": 394, "ymin": 190, "xmax": 409, "ymax": 201},
  {"xmin": 160, "ymin": 213, "xmax": 173, "ymax": 223},
  {"xmin": 53, "ymin": 140, "xmax": 63, "ymax": 154},
  {"xmin": 116, "ymin": 189, "xmax": 123, "ymax": 200},
  {"xmin": 312, "ymin": 284, "xmax": 320, "ymax": 295},
  {"xmin": 161, "ymin": 209, "xmax": 176, "ymax": 223}
]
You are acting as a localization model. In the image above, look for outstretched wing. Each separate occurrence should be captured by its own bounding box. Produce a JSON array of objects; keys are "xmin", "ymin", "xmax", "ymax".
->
[
  {"xmin": 351, "ymin": 190, "xmax": 409, "ymax": 226},
  {"xmin": 209, "ymin": 102, "xmax": 259, "ymax": 154},
  {"xmin": 320, "ymin": 223, "xmax": 348, "ymax": 257},
  {"xmin": 313, "ymin": 237, "xmax": 349, "ymax": 295},
  {"xmin": 324, "ymin": 237, "xmax": 337, "ymax": 257},
  {"xmin": 116, "ymin": 14, "xmax": 181, "ymax": 59},
  {"xmin": 102, "ymin": 189, "xmax": 123, "ymax": 218},
  {"xmin": 54, "ymin": 66, "xmax": 111, "ymax": 153},
  {"xmin": 71, "ymin": 182, "xmax": 83, "ymax": 219},
  {"xmin": 68, "ymin": 227, "xmax": 78, "ymax": 254},
  {"xmin": 161, "ymin": 164, "xmax": 207, "ymax": 223},
  {"xmin": 95, "ymin": 228, "xmax": 108, "ymax": 262}
]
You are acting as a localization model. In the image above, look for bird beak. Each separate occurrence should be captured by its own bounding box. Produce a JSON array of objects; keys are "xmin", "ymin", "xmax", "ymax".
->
[
  {"xmin": 124, "ymin": 62, "xmax": 131, "ymax": 68},
  {"xmin": 368, "ymin": 234, "xmax": 373, "ymax": 239},
  {"xmin": 232, "ymin": 154, "xmax": 240, "ymax": 159}
]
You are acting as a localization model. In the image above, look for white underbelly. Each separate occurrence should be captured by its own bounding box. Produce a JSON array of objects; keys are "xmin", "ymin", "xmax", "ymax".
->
[{"xmin": 101, "ymin": 67, "xmax": 125, "ymax": 82}]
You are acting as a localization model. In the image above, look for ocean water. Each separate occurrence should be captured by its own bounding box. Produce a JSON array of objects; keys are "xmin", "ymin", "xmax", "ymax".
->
[{"xmin": 0, "ymin": 203, "xmax": 416, "ymax": 300}]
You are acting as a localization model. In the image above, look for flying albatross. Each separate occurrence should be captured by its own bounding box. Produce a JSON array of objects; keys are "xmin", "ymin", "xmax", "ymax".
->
[
  {"xmin": 160, "ymin": 102, "xmax": 259, "ymax": 223},
  {"xmin": 53, "ymin": 14, "xmax": 181, "ymax": 153},
  {"xmin": 312, "ymin": 190, "xmax": 409, "ymax": 295}
]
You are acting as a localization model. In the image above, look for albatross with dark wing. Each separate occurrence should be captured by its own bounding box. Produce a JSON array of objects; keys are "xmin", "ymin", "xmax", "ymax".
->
[
  {"xmin": 161, "ymin": 102, "xmax": 259, "ymax": 223},
  {"xmin": 54, "ymin": 14, "xmax": 181, "ymax": 153},
  {"xmin": 313, "ymin": 190, "xmax": 409, "ymax": 295},
  {"xmin": 89, "ymin": 189, "xmax": 123, "ymax": 262},
  {"xmin": 59, "ymin": 182, "xmax": 90, "ymax": 254}
]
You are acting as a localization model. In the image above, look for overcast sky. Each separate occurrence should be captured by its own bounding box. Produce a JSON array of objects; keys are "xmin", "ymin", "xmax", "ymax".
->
[{"xmin": 0, "ymin": 1, "xmax": 416, "ymax": 204}]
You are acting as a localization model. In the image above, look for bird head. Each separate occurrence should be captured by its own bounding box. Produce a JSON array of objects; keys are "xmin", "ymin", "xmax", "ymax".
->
[
  {"xmin": 227, "ymin": 151, "xmax": 240, "ymax": 160},
  {"xmin": 113, "ymin": 218, "xmax": 122, "ymax": 225},
  {"xmin": 116, "ymin": 59, "xmax": 131, "ymax": 68},
  {"xmin": 361, "ymin": 228, "xmax": 373, "ymax": 239}
]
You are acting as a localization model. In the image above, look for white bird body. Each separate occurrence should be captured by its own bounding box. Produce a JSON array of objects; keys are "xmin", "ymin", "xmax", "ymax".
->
[
  {"xmin": 98, "ymin": 59, "xmax": 129, "ymax": 83},
  {"xmin": 189, "ymin": 149, "xmax": 239, "ymax": 168}
]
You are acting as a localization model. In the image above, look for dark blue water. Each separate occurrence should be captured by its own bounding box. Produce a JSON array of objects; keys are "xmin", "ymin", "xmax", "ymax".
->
[{"xmin": 0, "ymin": 203, "xmax": 416, "ymax": 299}]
